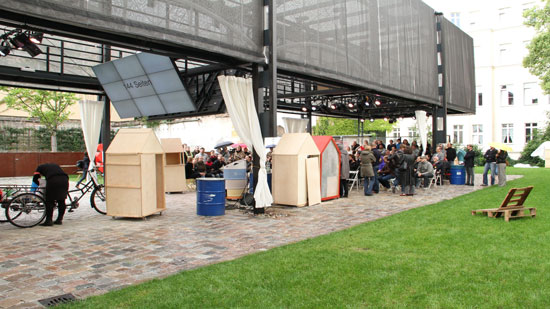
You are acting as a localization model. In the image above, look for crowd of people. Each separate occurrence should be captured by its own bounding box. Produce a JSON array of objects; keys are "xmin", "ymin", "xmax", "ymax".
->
[
  {"xmin": 183, "ymin": 144, "xmax": 273, "ymax": 179},
  {"xmin": 340, "ymin": 138, "xmax": 509, "ymax": 198}
]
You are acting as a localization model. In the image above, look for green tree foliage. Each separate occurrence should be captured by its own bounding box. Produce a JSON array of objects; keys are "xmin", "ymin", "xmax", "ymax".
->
[
  {"xmin": 471, "ymin": 144, "xmax": 485, "ymax": 167},
  {"xmin": 33, "ymin": 127, "xmax": 86, "ymax": 152},
  {"xmin": 524, "ymin": 2, "xmax": 550, "ymax": 93},
  {"xmin": 312, "ymin": 117, "xmax": 394, "ymax": 136},
  {"xmin": 0, "ymin": 87, "xmax": 77, "ymax": 151}
]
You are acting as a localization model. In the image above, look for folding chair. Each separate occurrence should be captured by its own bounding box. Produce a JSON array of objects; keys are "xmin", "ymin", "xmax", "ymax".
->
[
  {"xmin": 348, "ymin": 170, "xmax": 361, "ymax": 191},
  {"xmin": 427, "ymin": 170, "xmax": 442, "ymax": 189},
  {"xmin": 472, "ymin": 186, "xmax": 536, "ymax": 222}
]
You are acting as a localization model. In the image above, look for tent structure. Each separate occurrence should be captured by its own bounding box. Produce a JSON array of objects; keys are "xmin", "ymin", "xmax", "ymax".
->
[
  {"xmin": 161, "ymin": 138, "xmax": 187, "ymax": 193},
  {"xmin": 105, "ymin": 128, "xmax": 166, "ymax": 218},
  {"xmin": 312, "ymin": 136, "xmax": 341, "ymax": 201},
  {"xmin": 272, "ymin": 133, "xmax": 321, "ymax": 207},
  {"xmin": 531, "ymin": 141, "xmax": 550, "ymax": 168}
]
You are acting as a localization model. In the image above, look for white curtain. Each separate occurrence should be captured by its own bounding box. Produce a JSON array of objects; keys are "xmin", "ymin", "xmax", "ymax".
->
[
  {"xmin": 79, "ymin": 100, "xmax": 105, "ymax": 176},
  {"xmin": 283, "ymin": 117, "xmax": 308, "ymax": 133},
  {"xmin": 415, "ymin": 110, "xmax": 428, "ymax": 155},
  {"xmin": 217, "ymin": 76, "xmax": 273, "ymax": 208}
]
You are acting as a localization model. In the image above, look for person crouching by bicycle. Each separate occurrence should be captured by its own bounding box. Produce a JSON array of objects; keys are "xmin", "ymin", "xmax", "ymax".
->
[{"xmin": 33, "ymin": 163, "xmax": 69, "ymax": 226}]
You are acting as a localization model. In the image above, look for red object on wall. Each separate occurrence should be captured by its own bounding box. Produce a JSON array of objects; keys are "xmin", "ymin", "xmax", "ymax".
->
[
  {"xmin": 95, "ymin": 144, "xmax": 104, "ymax": 173},
  {"xmin": 312, "ymin": 136, "xmax": 341, "ymax": 201}
]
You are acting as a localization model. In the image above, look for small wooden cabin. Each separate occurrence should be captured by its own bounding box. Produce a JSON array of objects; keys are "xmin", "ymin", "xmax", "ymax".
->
[
  {"xmin": 272, "ymin": 133, "xmax": 321, "ymax": 207},
  {"xmin": 105, "ymin": 128, "xmax": 166, "ymax": 218},
  {"xmin": 161, "ymin": 138, "xmax": 187, "ymax": 193},
  {"xmin": 312, "ymin": 136, "xmax": 341, "ymax": 201}
]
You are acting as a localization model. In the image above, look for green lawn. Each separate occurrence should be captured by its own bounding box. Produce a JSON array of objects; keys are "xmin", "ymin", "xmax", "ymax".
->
[{"xmin": 66, "ymin": 167, "xmax": 550, "ymax": 308}]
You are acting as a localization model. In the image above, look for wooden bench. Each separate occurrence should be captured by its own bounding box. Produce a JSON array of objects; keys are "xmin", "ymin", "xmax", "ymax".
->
[{"xmin": 471, "ymin": 186, "xmax": 536, "ymax": 222}]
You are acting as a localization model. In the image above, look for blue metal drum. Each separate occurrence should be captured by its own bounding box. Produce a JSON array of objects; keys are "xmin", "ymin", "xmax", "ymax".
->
[
  {"xmin": 196, "ymin": 178, "xmax": 225, "ymax": 216},
  {"xmin": 450, "ymin": 165, "xmax": 466, "ymax": 185},
  {"xmin": 249, "ymin": 172, "xmax": 272, "ymax": 194}
]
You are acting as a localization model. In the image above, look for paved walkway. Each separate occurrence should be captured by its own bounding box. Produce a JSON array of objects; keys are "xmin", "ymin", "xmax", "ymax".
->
[{"xmin": 0, "ymin": 175, "xmax": 520, "ymax": 308}]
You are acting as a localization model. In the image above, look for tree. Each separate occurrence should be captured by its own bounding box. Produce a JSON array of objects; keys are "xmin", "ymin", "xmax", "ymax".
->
[
  {"xmin": 312, "ymin": 117, "xmax": 395, "ymax": 136},
  {"xmin": 0, "ymin": 87, "xmax": 77, "ymax": 151},
  {"xmin": 523, "ymin": 2, "xmax": 550, "ymax": 93}
]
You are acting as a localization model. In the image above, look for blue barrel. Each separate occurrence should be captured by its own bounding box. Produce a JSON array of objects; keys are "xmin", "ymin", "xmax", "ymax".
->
[
  {"xmin": 196, "ymin": 178, "xmax": 226, "ymax": 216},
  {"xmin": 249, "ymin": 173, "xmax": 272, "ymax": 194},
  {"xmin": 450, "ymin": 165, "xmax": 466, "ymax": 185}
]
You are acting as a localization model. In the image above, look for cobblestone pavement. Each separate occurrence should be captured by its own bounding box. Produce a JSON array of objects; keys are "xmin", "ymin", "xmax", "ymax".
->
[{"xmin": 0, "ymin": 175, "xmax": 520, "ymax": 308}]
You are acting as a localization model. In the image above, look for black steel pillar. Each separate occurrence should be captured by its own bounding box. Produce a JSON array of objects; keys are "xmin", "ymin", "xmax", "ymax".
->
[
  {"xmin": 305, "ymin": 81, "xmax": 312, "ymax": 134},
  {"xmin": 251, "ymin": 63, "xmax": 262, "ymax": 212},
  {"xmin": 266, "ymin": 0, "xmax": 277, "ymax": 137},
  {"xmin": 433, "ymin": 13, "xmax": 447, "ymax": 152},
  {"xmin": 100, "ymin": 45, "xmax": 112, "ymax": 168}
]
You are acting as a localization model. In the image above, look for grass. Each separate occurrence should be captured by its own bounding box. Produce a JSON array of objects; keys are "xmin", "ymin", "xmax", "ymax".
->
[
  {"xmin": 68, "ymin": 174, "xmax": 103, "ymax": 185},
  {"xmin": 66, "ymin": 167, "xmax": 550, "ymax": 308}
]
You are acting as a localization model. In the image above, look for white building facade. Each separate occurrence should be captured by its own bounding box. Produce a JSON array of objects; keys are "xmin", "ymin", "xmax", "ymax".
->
[{"xmin": 396, "ymin": 0, "xmax": 549, "ymax": 158}]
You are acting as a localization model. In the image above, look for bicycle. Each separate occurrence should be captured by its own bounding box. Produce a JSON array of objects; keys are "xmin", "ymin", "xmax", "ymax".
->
[{"xmin": 3, "ymin": 169, "xmax": 106, "ymax": 228}]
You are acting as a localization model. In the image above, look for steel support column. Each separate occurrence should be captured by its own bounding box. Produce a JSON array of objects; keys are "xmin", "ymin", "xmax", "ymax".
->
[
  {"xmin": 266, "ymin": 0, "xmax": 277, "ymax": 137},
  {"xmin": 251, "ymin": 63, "xmax": 262, "ymax": 212},
  {"xmin": 433, "ymin": 13, "xmax": 447, "ymax": 151},
  {"xmin": 100, "ymin": 44, "xmax": 112, "ymax": 154}
]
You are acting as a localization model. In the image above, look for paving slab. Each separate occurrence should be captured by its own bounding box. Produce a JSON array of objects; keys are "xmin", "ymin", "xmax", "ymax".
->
[{"xmin": 0, "ymin": 175, "xmax": 520, "ymax": 308}]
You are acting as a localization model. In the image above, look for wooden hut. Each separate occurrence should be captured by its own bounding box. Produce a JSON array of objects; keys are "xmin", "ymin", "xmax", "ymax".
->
[
  {"xmin": 272, "ymin": 133, "xmax": 321, "ymax": 207},
  {"xmin": 105, "ymin": 128, "xmax": 166, "ymax": 218},
  {"xmin": 161, "ymin": 138, "xmax": 187, "ymax": 193},
  {"xmin": 312, "ymin": 136, "xmax": 341, "ymax": 201}
]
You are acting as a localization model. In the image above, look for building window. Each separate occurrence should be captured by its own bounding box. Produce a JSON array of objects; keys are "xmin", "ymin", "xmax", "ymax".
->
[
  {"xmin": 476, "ymin": 86, "xmax": 483, "ymax": 106},
  {"xmin": 525, "ymin": 123, "xmax": 538, "ymax": 143},
  {"xmin": 499, "ymin": 43, "xmax": 512, "ymax": 63},
  {"xmin": 392, "ymin": 128, "xmax": 400, "ymax": 139},
  {"xmin": 450, "ymin": 12, "xmax": 461, "ymax": 27},
  {"xmin": 500, "ymin": 85, "xmax": 514, "ymax": 106},
  {"xmin": 524, "ymin": 82, "xmax": 539, "ymax": 105},
  {"xmin": 502, "ymin": 124, "xmax": 514, "ymax": 144},
  {"xmin": 472, "ymin": 124, "xmax": 483, "ymax": 145},
  {"xmin": 453, "ymin": 125, "xmax": 464, "ymax": 145},
  {"xmin": 469, "ymin": 11, "xmax": 480, "ymax": 27},
  {"xmin": 523, "ymin": 2, "xmax": 536, "ymax": 12},
  {"xmin": 408, "ymin": 127, "xmax": 418, "ymax": 140},
  {"xmin": 498, "ymin": 7, "xmax": 511, "ymax": 23}
]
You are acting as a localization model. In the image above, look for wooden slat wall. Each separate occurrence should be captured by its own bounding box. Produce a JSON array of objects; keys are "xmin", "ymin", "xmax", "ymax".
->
[{"xmin": 0, "ymin": 152, "xmax": 85, "ymax": 177}]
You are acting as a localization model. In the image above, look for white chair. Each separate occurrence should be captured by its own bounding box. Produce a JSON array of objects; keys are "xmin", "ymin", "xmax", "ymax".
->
[
  {"xmin": 348, "ymin": 170, "xmax": 361, "ymax": 191},
  {"xmin": 428, "ymin": 170, "xmax": 442, "ymax": 189}
]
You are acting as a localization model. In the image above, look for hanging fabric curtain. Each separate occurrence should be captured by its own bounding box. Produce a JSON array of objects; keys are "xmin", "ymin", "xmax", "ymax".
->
[
  {"xmin": 415, "ymin": 110, "xmax": 428, "ymax": 155},
  {"xmin": 79, "ymin": 100, "xmax": 105, "ymax": 176},
  {"xmin": 217, "ymin": 76, "xmax": 273, "ymax": 208},
  {"xmin": 283, "ymin": 117, "xmax": 308, "ymax": 133}
]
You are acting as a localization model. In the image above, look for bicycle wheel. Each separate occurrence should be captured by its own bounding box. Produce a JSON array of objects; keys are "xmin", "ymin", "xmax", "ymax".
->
[
  {"xmin": 90, "ymin": 185, "xmax": 106, "ymax": 215},
  {"xmin": 6, "ymin": 193, "xmax": 46, "ymax": 228}
]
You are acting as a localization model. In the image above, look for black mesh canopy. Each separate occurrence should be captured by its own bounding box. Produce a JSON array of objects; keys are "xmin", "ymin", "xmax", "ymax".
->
[{"xmin": 0, "ymin": 0, "xmax": 475, "ymax": 113}]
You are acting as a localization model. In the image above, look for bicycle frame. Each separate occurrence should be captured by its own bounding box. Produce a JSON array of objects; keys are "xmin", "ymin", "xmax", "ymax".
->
[{"xmin": 66, "ymin": 171, "xmax": 102, "ymax": 210}]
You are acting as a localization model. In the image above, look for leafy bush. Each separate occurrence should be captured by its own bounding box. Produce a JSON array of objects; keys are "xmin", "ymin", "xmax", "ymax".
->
[{"xmin": 471, "ymin": 144, "xmax": 484, "ymax": 166}]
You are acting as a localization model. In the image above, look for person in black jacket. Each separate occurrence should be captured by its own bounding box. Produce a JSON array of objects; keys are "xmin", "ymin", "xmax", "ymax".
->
[
  {"xmin": 464, "ymin": 144, "xmax": 476, "ymax": 186},
  {"xmin": 33, "ymin": 163, "xmax": 69, "ymax": 226},
  {"xmin": 445, "ymin": 143, "xmax": 457, "ymax": 164},
  {"xmin": 482, "ymin": 146, "xmax": 498, "ymax": 186},
  {"xmin": 496, "ymin": 149, "xmax": 508, "ymax": 186}
]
